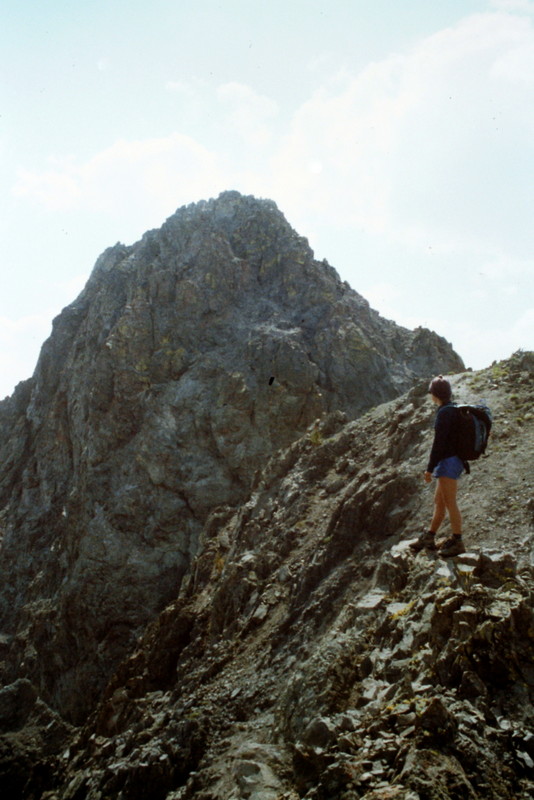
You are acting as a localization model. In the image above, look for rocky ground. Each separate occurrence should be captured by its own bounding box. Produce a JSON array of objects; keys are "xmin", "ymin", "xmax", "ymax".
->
[
  {"xmin": 0, "ymin": 192, "xmax": 462, "ymax": 728},
  {"xmin": 2, "ymin": 351, "xmax": 531, "ymax": 799}
]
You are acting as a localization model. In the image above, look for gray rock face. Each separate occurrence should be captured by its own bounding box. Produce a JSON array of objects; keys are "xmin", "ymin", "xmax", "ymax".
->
[
  {"xmin": 4, "ymin": 352, "xmax": 527, "ymax": 800},
  {"xmin": 0, "ymin": 191, "xmax": 463, "ymax": 726},
  {"xmin": 0, "ymin": 337, "xmax": 532, "ymax": 797}
]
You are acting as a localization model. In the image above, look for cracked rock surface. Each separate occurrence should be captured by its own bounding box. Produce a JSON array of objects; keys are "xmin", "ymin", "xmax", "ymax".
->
[
  {"xmin": 0, "ymin": 192, "xmax": 462, "ymax": 727},
  {"xmin": 2, "ymin": 352, "xmax": 531, "ymax": 799},
  {"xmin": 0, "ymin": 194, "xmax": 531, "ymax": 799}
]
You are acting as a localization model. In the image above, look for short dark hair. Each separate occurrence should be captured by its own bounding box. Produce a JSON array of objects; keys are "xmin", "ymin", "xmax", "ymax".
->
[{"xmin": 428, "ymin": 375, "xmax": 452, "ymax": 401}]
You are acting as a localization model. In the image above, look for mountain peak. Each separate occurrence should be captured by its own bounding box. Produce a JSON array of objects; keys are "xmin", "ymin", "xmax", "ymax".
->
[{"xmin": 0, "ymin": 193, "xmax": 463, "ymax": 723}]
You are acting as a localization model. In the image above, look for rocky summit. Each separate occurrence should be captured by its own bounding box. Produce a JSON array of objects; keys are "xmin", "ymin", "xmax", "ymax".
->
[
  {"xmin": 0, "ymin": 193, "xmax": 531, "ymax": 799},
  {"xmin": 0, "ymin": 191, "xmax": 462, "ymax": 723}
]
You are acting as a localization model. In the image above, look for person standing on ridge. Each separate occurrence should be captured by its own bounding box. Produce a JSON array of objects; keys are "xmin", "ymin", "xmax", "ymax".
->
[{"xmin": 410, "ymin": 375, "xmax": 466, "ymax": 557}]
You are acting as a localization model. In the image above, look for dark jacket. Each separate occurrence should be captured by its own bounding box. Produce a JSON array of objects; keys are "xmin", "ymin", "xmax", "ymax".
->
[{"xmin": 426, "ymin": 402, "xmax": 458, "ymax": 472}]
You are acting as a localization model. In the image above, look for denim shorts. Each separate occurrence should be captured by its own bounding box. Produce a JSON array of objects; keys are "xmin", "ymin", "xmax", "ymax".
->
[{"xmin": 433, "ymin": 456, "xmax": 465, "ymax": 479}]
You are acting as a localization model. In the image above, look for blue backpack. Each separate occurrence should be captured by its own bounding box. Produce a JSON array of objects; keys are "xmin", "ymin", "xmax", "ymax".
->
[{"xmin": 455, "ymin": 404, "xmax": 492, "ymax": 469}]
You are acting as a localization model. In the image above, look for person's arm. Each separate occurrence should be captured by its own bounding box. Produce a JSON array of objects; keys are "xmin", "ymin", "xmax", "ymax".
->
[{"xmin": 426, "ymin": 406, "xmax": 455, "ymax": 473}]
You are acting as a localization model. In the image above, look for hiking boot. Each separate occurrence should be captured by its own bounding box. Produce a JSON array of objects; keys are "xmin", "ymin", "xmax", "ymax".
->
[
  {"xmin": 438, "ymin": 535, "xmax": 466, "ymax": 557},
  {"xmin": 409, "ymin": 531, "xmax": 437, "ymax": 553}
]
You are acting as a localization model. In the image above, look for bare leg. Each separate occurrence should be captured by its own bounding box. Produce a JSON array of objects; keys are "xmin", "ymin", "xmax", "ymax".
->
[
  {"xmin": 435, "ymin": 476, "xmax": 462, "ymax": 535},
  {"xmin": 412, "ymin": 474, "xmax": 462, "ymax": 553},
  {"xmin": 429, "ymin": 480, "xmax": 447, "ymax": 533}
]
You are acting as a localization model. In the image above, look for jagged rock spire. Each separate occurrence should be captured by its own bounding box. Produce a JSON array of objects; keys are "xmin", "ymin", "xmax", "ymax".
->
[{"xmin": 0, "ymin": 192, "xmax": 464, "ymax": 724}]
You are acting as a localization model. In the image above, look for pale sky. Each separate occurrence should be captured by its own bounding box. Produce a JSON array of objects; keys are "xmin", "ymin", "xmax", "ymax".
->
[{"xmin": 1, "ymin": 0, "xmax": 533, "ymax": 399}]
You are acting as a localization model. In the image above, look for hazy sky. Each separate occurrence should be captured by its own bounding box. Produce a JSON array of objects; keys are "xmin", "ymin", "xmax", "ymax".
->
[{"xmin": 2, "ymin": 0, "xmax": 533, "ymax": 399}]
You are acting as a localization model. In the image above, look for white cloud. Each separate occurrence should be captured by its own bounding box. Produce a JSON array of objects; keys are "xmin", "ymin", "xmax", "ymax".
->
[
  {"xmin": 165, "ymin": 78, "xmax": 207, "ymax": 96},
  {"xmin": 480, "ymin": 253, "xmax": 534, "ymax": 280},
  {"xmin": 166, "ymin": 80, "xmax": 195, "ymax": 95},
  {"xmin": 0, "ymin": 313, "xmax": 52, "ymax": 399},
  {"xmin": 462, "ymin": 307, "xmax": 534, "ymax": 368},
  {"xmin": 266, "ymin": 11, "xmax": 534, "ymax": 264},
  {"xmin": 364, "ymin": 281, "xmax": 406, "ymax": 320},
  {"xmin": 0, "ymin": 313, "xmax": 49, "ymax": 345},
  {"xmin": 12, "ymin": 133, "xmax": 229, "ymax": 227},
  {"xmin": 14, "ymin": 164, "xmax": 82, "ymax": 211},
  {"xmin": 14, "ymin": 11, "xmax": 534, "ymax": 259},
  {"xmin": 8, "ymin": 9, "xmax": 534, "ymax": 381},
  {"xmin": 268, "ymin": 51, "xmax": 419, "ymax": 232},
  {"xmin": 217, "ymin": 82, "xmax": 279, "ymax": 148},
  {"xmin": 57, "ymin": 272, "xmax": 91, "ymax": 301},
  {"xmin": 512, "ymin": 307, "xmax": 534, "ymax": 341},
  {"xmin": 491, "ymin": 40, "xmax": 534, "ymax": 80},
  {"xmin": 490, "ymin": 0, "xmax": 534, "ymax": 13}
]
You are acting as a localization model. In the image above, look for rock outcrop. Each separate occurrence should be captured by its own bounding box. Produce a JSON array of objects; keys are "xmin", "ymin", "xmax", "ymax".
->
[
  {"xmin": 0, "ymin": 191, "xmax": 463, "ymax": 728},
  {"xmin": 2, "ymin": 351, "xmax": 532, "ymax": 800}
]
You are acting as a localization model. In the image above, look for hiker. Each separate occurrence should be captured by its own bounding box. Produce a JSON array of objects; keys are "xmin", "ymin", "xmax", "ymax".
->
[{"xmin": 410, "ymin": 375, "xmax": 466, "ymax": 557}]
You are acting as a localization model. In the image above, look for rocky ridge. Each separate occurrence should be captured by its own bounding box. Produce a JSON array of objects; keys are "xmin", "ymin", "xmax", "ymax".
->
[
  {"xmin": 0, "ymin": 192, "xmax": 462, "ymax": 727},
  {"xmin": 1, "ymin": 351, "xmax": 533, "ymax": 799}
]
